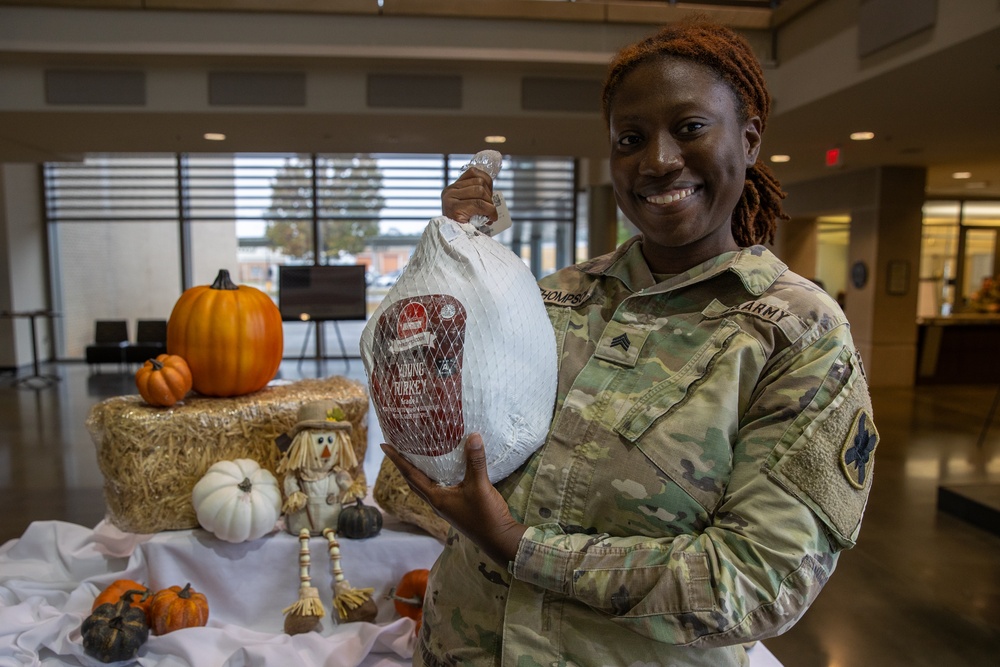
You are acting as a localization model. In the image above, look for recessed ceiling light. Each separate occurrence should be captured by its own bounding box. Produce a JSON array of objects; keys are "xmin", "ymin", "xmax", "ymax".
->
[
  {"xmin": 952, "ymin": 171, "xmax": 973, "ymax": 179},
  {"xmin": 769, "ymin": 154, "xmax": 791, "ymax": 163},
  {"xmin": 204, "ymin": 133, "xmax": 226, "ymax": 141},
  {"xmin": 850, "ymin": 131, "xmax": 875, "ymax": 141},
  {"xmin": 484, "ymin": 135, "xmax": 506, "ymax": 144},
  {"xmin": 965, "ymin": 181, "xmax": 989, "ymax": 190}
]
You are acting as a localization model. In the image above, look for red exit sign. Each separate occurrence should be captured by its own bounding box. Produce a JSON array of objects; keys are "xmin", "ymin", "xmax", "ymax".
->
[{"xmin": 826, "ymin": 147, "xmax": 842, "ymax": 167}]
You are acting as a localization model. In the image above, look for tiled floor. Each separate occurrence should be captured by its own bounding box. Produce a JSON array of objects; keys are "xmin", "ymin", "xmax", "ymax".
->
[{"xmin": 2, "ymin": 360, "xmax": 1000, "ymax": 665}]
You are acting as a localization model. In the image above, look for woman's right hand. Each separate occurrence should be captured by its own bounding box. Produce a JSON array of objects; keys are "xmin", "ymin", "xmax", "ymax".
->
[{"xmin": 442, "ymin": 167, "xmax": 496, "ymax": 224}]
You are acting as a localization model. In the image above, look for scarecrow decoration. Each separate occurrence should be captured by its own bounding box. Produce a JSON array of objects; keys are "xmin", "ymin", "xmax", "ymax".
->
[{"xmin": 278, "ymin": 401, "xmax": 364, "ymax": 536}]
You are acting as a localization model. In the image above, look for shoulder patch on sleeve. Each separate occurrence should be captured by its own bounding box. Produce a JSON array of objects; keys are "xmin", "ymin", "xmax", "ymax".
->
[
  {"xmin": 840, "ymin": 410, "xmax": 878, "ymax": 489},
  {"xmin": 768, "ymin": 359, "xmax": 878, "ymax": 549}
]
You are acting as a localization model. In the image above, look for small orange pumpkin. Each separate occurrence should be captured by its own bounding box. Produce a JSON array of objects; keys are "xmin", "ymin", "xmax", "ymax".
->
[
  {"xmin": 93, "ymin": 579, "xmax": 152, "ymax": 622},
  {"xmin": 135, "ymin": 354, "xmax": 192, "ymax": 407},
  {"xmin": 167, "ymin": 269, "xmax": 283, "ymax": 397},
  {"xmin": 150, "ymin": 583, "xmax": 209, "ymax": 635},
  {"xmin": 392, "ymin": 569, "xmax": 429, "ymax": 633}
]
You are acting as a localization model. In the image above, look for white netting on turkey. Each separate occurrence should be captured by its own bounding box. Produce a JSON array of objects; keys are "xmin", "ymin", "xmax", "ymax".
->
[{"xmin": 360, "ymin": 157, "xmax": 557, "ymax": 486}]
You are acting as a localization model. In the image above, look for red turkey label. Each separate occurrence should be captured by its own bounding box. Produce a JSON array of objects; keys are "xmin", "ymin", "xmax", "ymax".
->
[{"xmin": 370, "ymin": 295, "xmax": 466, "ymax": 457}]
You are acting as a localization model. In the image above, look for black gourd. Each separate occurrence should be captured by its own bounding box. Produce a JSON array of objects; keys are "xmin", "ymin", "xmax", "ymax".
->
[
  {"xmin": 81, "ymin": 590, "xmax": 150, "ymax": 663},
  {"xmin": 338, "ymin": 498, "xmax": 383, "ymax": 539}
]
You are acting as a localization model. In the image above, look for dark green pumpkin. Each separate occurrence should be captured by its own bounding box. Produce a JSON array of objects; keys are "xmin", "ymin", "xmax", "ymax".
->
[
  {"xmin": 338, "ymin": 497, "xmax": 383, "ymax": 539},
  {"xmin": 82, "ymin": 590, "xmax": 150, "ymax": 663}
]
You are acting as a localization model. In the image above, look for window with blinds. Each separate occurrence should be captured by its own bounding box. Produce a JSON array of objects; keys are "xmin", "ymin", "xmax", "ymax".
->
[{"xmin": 43, "ymin": 152, "xmax": 578, "ymax": 359}]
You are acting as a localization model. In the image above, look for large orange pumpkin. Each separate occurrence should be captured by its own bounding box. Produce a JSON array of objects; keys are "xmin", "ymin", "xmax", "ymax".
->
[{"xmin": 167, "ymin": 269, "xmax": 283, "ymax": 397}]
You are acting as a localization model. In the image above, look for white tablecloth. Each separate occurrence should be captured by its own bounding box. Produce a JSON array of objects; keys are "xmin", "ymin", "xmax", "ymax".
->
[
  {"xmin": 0, "ymin": 519, "xmax": 784, "ymax": 666},
  {"xmin": 0, "ymin": 517, "xmax": 443, "ymax": 667}
]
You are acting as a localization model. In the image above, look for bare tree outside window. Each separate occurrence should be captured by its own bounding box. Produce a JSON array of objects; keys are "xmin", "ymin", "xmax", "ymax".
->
[{"xmin": 264, "ymin": 155, "xmax": 385, "ymax": 262}]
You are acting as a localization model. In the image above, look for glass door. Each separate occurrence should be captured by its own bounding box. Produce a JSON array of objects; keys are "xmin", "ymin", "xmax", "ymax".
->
[
  {"xmin": 960, "ymin": 233, "xmax": 999, "ymax": 314},
  {"xmin": 920, "ymin": 200, "xmax": 1000, "ymax": 317}
]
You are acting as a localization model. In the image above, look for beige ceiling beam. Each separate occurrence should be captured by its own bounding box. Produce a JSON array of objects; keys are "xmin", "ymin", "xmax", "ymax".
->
[{"xmin": 0, "ymin": 0, "xmax": 783, "ymax": 28}]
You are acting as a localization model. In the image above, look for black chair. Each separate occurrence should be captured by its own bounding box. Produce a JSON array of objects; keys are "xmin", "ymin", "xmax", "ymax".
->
[
  {"xmin": 85, "ymin": 320, "xmax": 130, "ymax": 373},
  {"xmin": 125, "ymin": 319, "xmax": 168, "ymax": 365}
]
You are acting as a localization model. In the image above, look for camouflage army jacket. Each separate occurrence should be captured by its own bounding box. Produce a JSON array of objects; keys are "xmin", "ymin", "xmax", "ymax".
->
[{"xmin": 415, "ymin": 238, "xmax": 878, "ymax": 667}]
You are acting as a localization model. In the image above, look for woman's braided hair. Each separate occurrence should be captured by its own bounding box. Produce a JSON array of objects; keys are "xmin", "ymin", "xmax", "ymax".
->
[{"xmin": 602, "ymin": 21, "xmax": 788, "ymax": 246}]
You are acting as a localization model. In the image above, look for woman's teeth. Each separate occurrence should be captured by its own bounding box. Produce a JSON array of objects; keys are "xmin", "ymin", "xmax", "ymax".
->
[{"xmin": 645, "ymin": 188, "xmax": 694, "ymax": 205}]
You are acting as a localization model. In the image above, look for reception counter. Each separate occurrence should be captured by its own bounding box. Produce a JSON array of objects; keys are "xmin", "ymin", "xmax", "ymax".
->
[{"xmin": 917, "ymin": 315, "xmax": 1000, "ymax": 384}]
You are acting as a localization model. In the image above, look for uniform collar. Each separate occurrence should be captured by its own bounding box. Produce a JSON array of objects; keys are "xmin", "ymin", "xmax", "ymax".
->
[
  {"xmin": 577, "ymin": 236, "xmax": 648, "ymax": 291},
  {"xmin": 580, "ymin": 237, "xmax": 786, "ymax": 296}
]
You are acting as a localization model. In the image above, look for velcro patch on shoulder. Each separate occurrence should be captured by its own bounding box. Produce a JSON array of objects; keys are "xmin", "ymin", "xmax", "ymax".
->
[{"xmin": 769, "ymin": 363, "xmax": 878, "ymax": 549}]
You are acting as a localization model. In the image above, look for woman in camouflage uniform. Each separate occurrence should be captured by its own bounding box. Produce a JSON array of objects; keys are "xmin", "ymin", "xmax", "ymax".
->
[{"xmin": 383, "ymin": 20, "xmax": 878, "ymax": 667}]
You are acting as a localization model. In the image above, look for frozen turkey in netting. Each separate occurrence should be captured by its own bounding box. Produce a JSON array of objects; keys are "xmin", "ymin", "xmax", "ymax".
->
[{"xmin": 360, "ymin": 216, "xmax": 557, "ymax": 486}]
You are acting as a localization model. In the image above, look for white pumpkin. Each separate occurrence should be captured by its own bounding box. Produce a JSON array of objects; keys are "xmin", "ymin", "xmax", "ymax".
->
[{"xmin": 192, "ymin": 458, "xmax": 282, "ymax": 543}]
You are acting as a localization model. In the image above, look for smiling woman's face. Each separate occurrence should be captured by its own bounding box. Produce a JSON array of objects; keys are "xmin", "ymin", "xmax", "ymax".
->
[{"xmin": 608, "ymin": 56, "xmax": 761, "ymax": 274}]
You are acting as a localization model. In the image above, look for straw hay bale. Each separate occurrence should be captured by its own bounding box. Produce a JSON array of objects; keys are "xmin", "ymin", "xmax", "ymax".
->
[
  {"xmin": 87, "ymin": 376, "xmax": 368, "ymax": 534},
  {"xmin": 373, "ymin": 456, "xmax": 449, "ymax": 541}
]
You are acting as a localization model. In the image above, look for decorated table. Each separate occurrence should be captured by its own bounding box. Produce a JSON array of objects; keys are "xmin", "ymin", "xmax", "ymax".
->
[
  {"xmin": 0, "ymin": 365, "xmax": 444, "ymax": 666},
  {"xmin": 0, "ymin": 515, "xmax": 443, "ymax": 666}
]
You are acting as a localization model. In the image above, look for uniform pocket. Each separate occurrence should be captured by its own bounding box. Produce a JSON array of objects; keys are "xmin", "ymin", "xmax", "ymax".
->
[
  {"xmin": 613, "ymin": 320, "xmax": 740, "ymax": 512},
  {"xmin": 613, "ymin": 320, "xmax": 739, "ymax": 441}
]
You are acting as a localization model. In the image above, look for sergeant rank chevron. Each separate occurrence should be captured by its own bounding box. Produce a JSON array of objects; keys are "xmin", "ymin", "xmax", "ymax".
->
[{"xmin": 610, "ymin": 333, "xmax": 631, "ymax": 351}]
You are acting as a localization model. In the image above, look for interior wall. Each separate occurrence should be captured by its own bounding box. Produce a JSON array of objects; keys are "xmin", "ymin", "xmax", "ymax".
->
[
  {"xmin": 783, "ymin": 165, "xmax": 926, "ymax": 387},
  {"xmin": 774, "ymin": 218, "xmax": 819, "ymax": 280}
]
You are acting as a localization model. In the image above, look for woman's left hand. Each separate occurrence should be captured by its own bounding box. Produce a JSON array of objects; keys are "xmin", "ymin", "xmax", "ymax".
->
[{"xmin": 381, "ymin": 433, "xmax": 527, "ymax": 567}]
